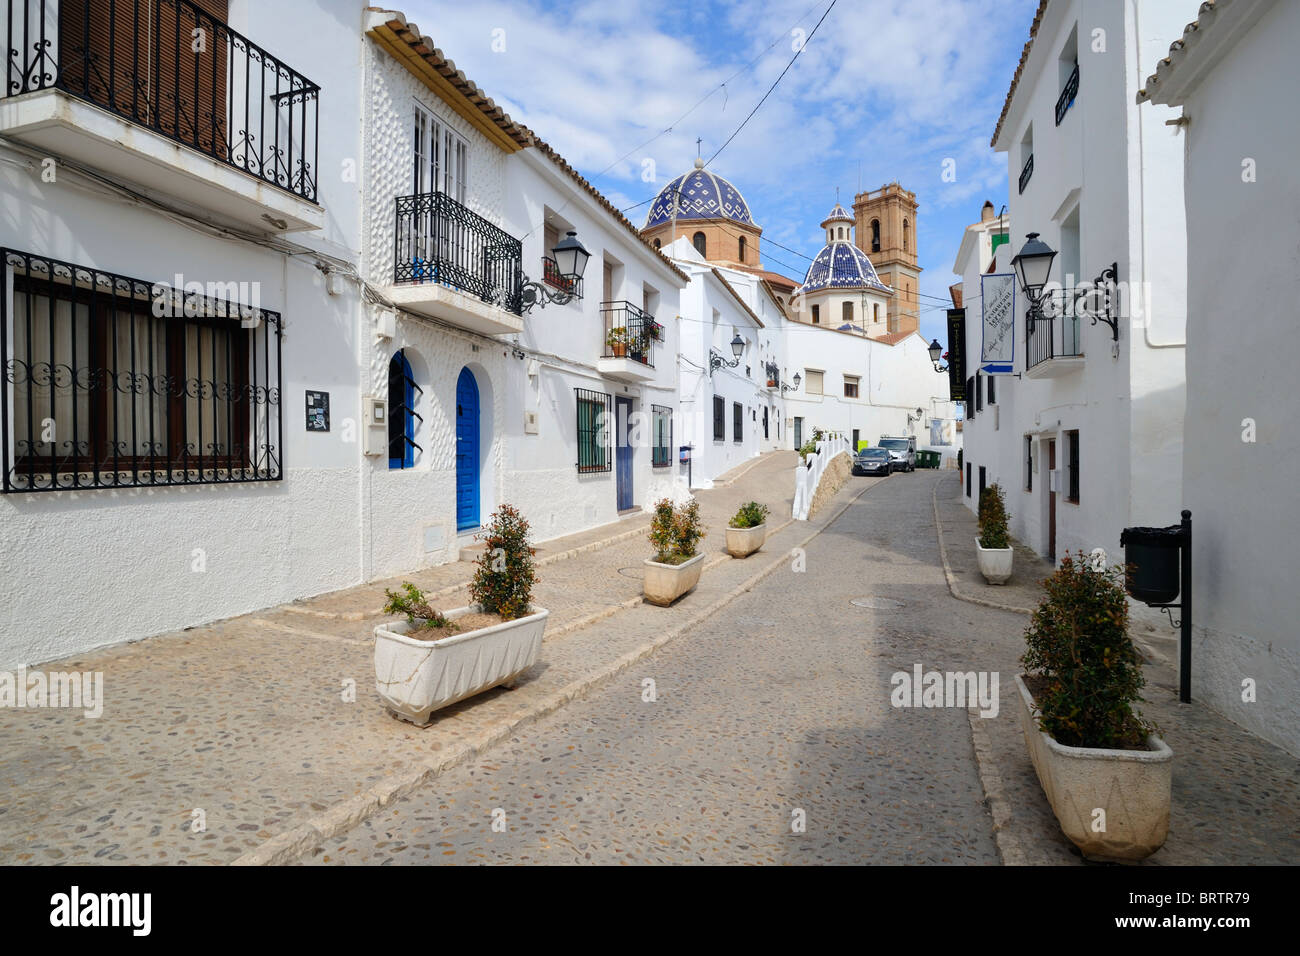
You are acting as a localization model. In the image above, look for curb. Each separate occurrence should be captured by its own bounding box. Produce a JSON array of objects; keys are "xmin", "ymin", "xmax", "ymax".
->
[
  {"xmin": 231, "ymin": 483, "xmax": 872, "ymax": 865},
  {"xmin": 930, "ymin": 472, "xmax": 1035, "ymax": 616},
  {"xmin": 967, "ymin": 707, "xmax": 1027, "ymax": 866}
]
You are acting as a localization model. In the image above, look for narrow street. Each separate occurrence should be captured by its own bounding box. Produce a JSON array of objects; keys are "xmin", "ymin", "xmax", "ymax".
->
[{"xmin": 301, "ymin": 473, "xmax": 1016, "ymax": 864}]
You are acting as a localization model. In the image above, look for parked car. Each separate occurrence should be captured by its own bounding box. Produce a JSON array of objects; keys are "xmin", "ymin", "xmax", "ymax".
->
[
  {"xmin": 852, "ymin": 447, "xmax": 894, "ymax": 476},
  {"xmin": 878, "ymin": 435, "xmax": 917, "ymax": 472}
]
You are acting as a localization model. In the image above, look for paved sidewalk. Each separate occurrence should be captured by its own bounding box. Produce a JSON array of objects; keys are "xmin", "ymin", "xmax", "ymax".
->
[
  {"xmin": 0, "ymin": 451, "xmax": 841, "ymax": 865},
  {"xmin": 931, "ymin": 470, "xmax": 1300, "ymax": 865}
]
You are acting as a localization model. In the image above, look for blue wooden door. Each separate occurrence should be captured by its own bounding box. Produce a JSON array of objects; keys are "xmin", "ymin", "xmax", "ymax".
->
[
  {"xmin": 456, "ymin": 368, "xmax": 479, "ymax": 531},
  {"xmin": 615, "ymin": 396, "xmax": 633, "ymax": 511}
]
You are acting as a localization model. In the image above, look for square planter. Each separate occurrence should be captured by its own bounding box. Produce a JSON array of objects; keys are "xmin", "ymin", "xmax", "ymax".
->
[
  {"xmin": 1014, "ymin": 674, "xmax": 1173, "ymax": 862},
  {"xmin": 725, "ymin": 523, "xmax": 767, "ymax": 558},
  {"xmin": 643, "ymin": 552, "xmax": 705, "ymax": 606},
  {"xmin": 373, "ymin": 605, "xmax": 548, "ymax": 726},
  {"xmin": 974, "ymin": 538, "xmax": 1014, "ymax": 584}
]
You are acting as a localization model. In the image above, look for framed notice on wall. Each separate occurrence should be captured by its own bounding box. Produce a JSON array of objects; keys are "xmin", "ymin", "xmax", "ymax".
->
[
  {"xmin": 305, "ymin": 390, "xmax": 330, "ymax": 432},
  {"xmin": 980, "ymin": 273, "xmax": 1016, "ymax": 374}
]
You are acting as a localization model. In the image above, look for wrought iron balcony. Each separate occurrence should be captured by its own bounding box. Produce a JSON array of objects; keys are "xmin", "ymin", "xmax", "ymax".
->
[
  {"xmin": 1055, "ymin": 63, "xmax": 1080, "ymax": 126},
  {"xmin": 765, "ymin": 362, "xmax": 780, "ymax": 388},
  {"xmin": 1018, "ymin": 153, "xmax": 1034, "ymax": 194},
  {"xmin": 3, "ymin": 0, "xmax": 321, "ymax": 203},
  {"xmin": 600, "ymin": 300, "xmax": 656, "ymax": 369},
  {"xmin": 394, "ymin": 191, "xmax": 523, "ymax": 315},
  {"xmin": 1026, "ymin": 288, "xmax": 1085, "ymax": 376}
]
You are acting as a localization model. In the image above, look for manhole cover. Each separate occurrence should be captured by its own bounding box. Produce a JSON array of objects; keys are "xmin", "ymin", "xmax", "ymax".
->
[
  {"xmin": 617, "ymin": 567, "xmax": 644, "ymax": 579},
  {"xmin": 850, "ymin": 596, "xmax": 906, "ymax": 609}
]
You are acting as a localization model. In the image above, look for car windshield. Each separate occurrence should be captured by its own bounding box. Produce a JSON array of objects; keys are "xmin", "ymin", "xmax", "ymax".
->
[
  {"xmin": 857, "ymin": 449, "xmax": 889, "ymax": 458},
  {"xmin": 878, "ymin": 439, "xmax": 908, "ymax": 450}
]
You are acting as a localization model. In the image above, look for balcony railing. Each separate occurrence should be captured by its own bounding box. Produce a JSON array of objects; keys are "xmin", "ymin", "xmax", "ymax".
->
[
  {"xmin": 1026, "ymin": 289, "xmax": 1084, "ymax": 370},
  {"xmin": 1018, "ymin": 153, "xmax": 1034, "ymax": 194},
  {"xmin": 4, "ymin": 0, "xmax": 321, "ymax": 203},
  {"xmin": 601, "ymin": 300, "xmax": 656, "ymax": 368},
  {"xmin": 1055, "ymin": 63, "xmax": 1079, "ymax": 126},
  {"xmin": 765, "ymin": 362, "xmax": 780, "ymax": 388},
  {"xmin": 394, "ymin": 191, "xmax": 523, "ymax": 314},
  {"xmin": 542, "ymin": 256, "xmax": 582, "ymax": 299}
]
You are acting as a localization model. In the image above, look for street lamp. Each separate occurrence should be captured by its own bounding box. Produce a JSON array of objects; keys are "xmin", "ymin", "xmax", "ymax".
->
[
  {"xmin": 521, "ymin": 230, "xmax": 591, "ymax": 314},
  {"xmin": 1010, "ymin": 232, "xmax": 1057, "ymax": 318},
  {"xmin": 708, "ymin": 333, "xmax": 746, "ymax": 376},
  {"xmin": 927, "ymin": 338, "xmax": 948, "ymax": 373},
  {"xmin": 781, "ymin": 371, "xmax": 802, "ymax": 394}
]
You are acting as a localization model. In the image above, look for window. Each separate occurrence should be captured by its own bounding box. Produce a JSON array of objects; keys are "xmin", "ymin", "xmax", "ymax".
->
[
  {"xmin": 978, "ymin": 466, "xmax": 986, "ymax": 501},
  {"xmin": 713, "ymin": 396, "xmax": 725, "ymax": 441},
  {"xmin": 738, "ymin": 236, "xmax": 746, "ymax": 262},
  {"xmin": 733, "ymin": 403, "xmax": 743, "ymax": 443},
  {"xmin": 653, "ymin": 238, "xmax": 661, "ymax": 250},
  {"xmin": 902, "ymin": 219, "xmax": 910, "ymax": 253},
  {"xmin": 975, "ymin": 374, "xmax": 983, "ymax": 412},
  {"xmin": 414, "ymin": 102, "xmax": 468, "ymax": 202},
  {"xmin": 873, "ymin": 303, "xmax": 880, "ymax": 323},
  {"xmin": 842, "ymin": 301, "xmax": 853, "ymax": 325},
  {"xmin": 965, "ymin": 377, "xmax": 975, "ymax": 418},
  {"xmin": 652, "ymin": 405, "xmax": 672, "ymax": 467},
  {"xmin": 843, "ymin": 375, "xmax": 860, "ymax": 399},
  {"xmin": 804, "ymin": 369, "xmax": 824, "ymax": 395},
  {"xmin": 811, "ymin": 304, "xmax": 820, "ymax": 325},
  {"xmin": 987, "ymin": 375, "xmax": 996, "ymax": 404},
  {"xmin": 388, "ymin": 349, "xmax": 422, "ymax": 469},
  {"xmin": 576, "ymin": 388, "xmax": 612, "ymax": 473},
  {"xmin": 871, "ymin": 219, "xmax": 881, "ymax": 253},
  {"xmin": 1025, "ymin": 435, "xmax": 1033, "ymax": 491},
  {"xmin": 966, "ymin": 462, "xmax": 972, "ymax": 497},
  {"xmin": 1066, "ymin": 429, "xmax": 1080, "ymax": 502},
  {"xmin": 3, "ymin": 251, "xmax": 283, "ymax": 493},
  {"xmin": 693, "ymin": 231, "xmax": 707, "ymax": 257}
]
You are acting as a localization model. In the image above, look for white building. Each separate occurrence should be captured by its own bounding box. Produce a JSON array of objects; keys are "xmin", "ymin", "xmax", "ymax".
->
[
  {"xmin": 957, "ymin": 0, "xmax": 1192, "ymax": 568},
  {"xmin": 1138, "ymin": 0, "xmax": 1300, "ymax": 756}
]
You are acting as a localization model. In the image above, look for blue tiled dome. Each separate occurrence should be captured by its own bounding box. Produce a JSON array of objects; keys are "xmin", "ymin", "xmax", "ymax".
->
[
  {"xmin": 822, "ymin": 202, "xmax": 853, "ymax": 225},
  {"xmin": 645, "ymin": 160, "xmax": 754, "ymax": 229},
  {"xmin": 797, "ymin": 241, "xmax": 890, "ymax": 294}
]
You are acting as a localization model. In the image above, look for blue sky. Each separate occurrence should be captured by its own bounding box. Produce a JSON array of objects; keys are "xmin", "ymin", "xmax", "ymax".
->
[{"xmin": 398, "ymin": 0, "xmax": 1042, "ymax": 347}]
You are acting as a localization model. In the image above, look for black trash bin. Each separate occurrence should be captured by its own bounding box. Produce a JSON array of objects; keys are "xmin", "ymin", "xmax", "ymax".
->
[{"xmin": 1119, "ymin": 525, "xmax": 1183, "ymax": 605}]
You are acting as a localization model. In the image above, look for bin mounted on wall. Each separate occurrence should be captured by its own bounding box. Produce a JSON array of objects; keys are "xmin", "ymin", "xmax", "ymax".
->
[{"xmin": 1120, "ymin": 511, "xmax": 1192, "ymax": 703}]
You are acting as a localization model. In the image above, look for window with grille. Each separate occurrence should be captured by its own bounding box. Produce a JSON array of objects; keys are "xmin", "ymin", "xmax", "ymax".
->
[
  {"xmin": 987, "ymin": 375, "xmax": 996, "ymax": 404},
  {"xmin": 713, "ymin": 396, "xmax": 725, "ymax": 441},
  {"xmin": 1066, "ymin": 429, "xmax": 1080, "ymax": 502},
  {"xmin": 1025, "ymin": 435, "xmax": 1033, "ymax": 491},
  {"xmin": 733, "ymin": 402, "xmax": 742, "ymax": 443},
  {"xmin": 966, "ymin": 377, "xmax": 975, "ymax": 417},
  {"xmin": 844, "ymin": 375, "xmax": 859, "ymax": 398},
  {"xmin": 575, "ymin": 388, "xmax": 612, "ymax": 473},
  {"xmin": 975, "ymin": 374, "xmax": 983, "ymax": 412},
  {"xmin": 388, "ymin": 349, "xmax": 422, "ymax": 469},
  {"xmin": 2, "ymin": 250, "xmax": 281, "ymax": 492},
  {"xmin": 652, "ymin": 404, "xmax": 672, "ymax": 467}
]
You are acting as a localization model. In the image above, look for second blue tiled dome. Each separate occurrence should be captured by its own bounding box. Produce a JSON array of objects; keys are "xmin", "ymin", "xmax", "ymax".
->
[{"xmin": 798, "ymin": 242, "xmax": 890, "ymax": 294}]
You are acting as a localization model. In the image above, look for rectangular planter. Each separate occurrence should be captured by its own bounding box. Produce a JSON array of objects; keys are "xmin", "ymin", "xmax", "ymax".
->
[
  {"xmin": 725, "ymin": 522, "xmax": 767, "ymax": 558},
  {"xmin": 975, "ymin": 538, "xmax": 1014, "ymax": 584},
  {"xmin": 1014, "ymin": 674, "xmax": 1173, "ymax": 861},
  {"xmin": 643, "ymin": 552, "xmax": 704, "ymax": 606},
  {"xmin": 374, "ymin": 605, "xmax": 548, "ymax": 726}
]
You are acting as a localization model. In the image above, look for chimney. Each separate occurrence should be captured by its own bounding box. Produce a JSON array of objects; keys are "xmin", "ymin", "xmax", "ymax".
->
[{"xmin": 981, "ymin": 200, "xmax": 995, "ymax": 222}]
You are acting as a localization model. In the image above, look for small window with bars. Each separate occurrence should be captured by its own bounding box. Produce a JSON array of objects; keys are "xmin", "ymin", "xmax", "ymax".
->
[
  {"xmin": 1066, "ymin": 429, "xmax": 1080, "ymax": 502},
  {"xmin": 575, "ymin": 387, "xmax": 612, "ymax": 473},
  {"xmin": 1025, "ymin": 435, "xmax": 1033, "ymax": 492},
  {"xmin": 652, "ymin": 405, "xmax": 672, "ymax": 467},
  {"xmin": 713, "ymin": 396, "xmax": 725, "ymax": 441},
  {"xmin": 733, "ymin": 402, "xmax": 743, "ymax": 443}
]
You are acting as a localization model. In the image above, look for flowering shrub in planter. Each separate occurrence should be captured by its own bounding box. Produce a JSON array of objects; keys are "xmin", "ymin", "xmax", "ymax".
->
[{"xmin": 644, "ymin": 498, "xmax": 706, "ymax": 605}]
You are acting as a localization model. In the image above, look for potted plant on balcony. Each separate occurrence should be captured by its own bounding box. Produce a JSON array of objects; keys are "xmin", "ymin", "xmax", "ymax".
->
[
  {"xmin": 975, "ymin": 483, "xmax": 1014, "ymax": 584},
  {"xmin": 373, "ymin": 504, "xmax": 547, "ymax": 725},
  {"xmin": 643, "ymin": 497, "xmax": 706, "ymax": 606},
  {"xmin": 606, "ymin": 326, "xmax": 630, "ymax": 358},
  {"xmin": 648, "ymin": 320, "xmax": 665, "ymax": 342},
  {"xmin": 1016, "ymin": 553, "xmax": 1172, "ymax": 861},
  {"xmin": 725, "ymin": 501, "xmax": 769, "ymax": 558}
]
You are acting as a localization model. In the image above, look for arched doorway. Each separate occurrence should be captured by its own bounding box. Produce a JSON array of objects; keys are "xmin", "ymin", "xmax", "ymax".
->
[{"xmin": 455, "ymin": 367, "xmax": 480, "ymax": 531}]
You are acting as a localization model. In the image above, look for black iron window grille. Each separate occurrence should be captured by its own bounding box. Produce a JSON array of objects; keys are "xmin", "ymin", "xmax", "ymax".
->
[
  {"xmin": 1066, "ymin": 429, "xmax": 1080, "ymax": 502},
  {"xmin": 2, "ymin": 249, "xmax": 282, "ymax": 492},
  {"xmin": 732, "ymin": 402, "xmax": 742, "ymax": 444},
  {"xmin": 4, "ymin": 0, "xmax": 321, "ymax": 203},
  {"xmin": 394, "ymin": 191, "xmax": 523, "ymax": 314},
  {"xmin": 575, "ymin": 387, "xmax": 611, "ymax": 474},
  {"xmin": 1055, "ymin": 62, "xmax": 1080, "ymax": 126},
  {"xmin": 651, "ymin": 404, "xmax": 672, "ymax": 468},
  {"xmin": 600, "ymin": 300, "xmax": 655, "ymax": 368},
  {"xmin": 712, "ymin": 395, "xmax": 725, "ymax": 441},
  {"xmin": 765, "ymin": 361, "xmax": 779, "ymax": 388},
  {"xmin": 975, "ymin": 374, "xmax": 983, "ymax": 412},
  {"xmin": 1018, "ymin": 153, "xmax": 1034, "ymax": 194},
  {"xmin": 387, "ymin": 348, "xmax": 422, "ymax": 469},
  {"xmin": 1025, "ymin": 435, "xmax": 1033, "ymax": 492},
  {"xmin": 965, "ymin": 376, "xmax": 975, "ymax": 418}
]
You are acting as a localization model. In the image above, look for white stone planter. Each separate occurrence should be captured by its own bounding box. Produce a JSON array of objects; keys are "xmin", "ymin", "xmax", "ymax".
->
[
  {"xmin": 1014, "ymin": 674, "xmax": 1173, "ymax": 862},
  {"xmin": 975, "ymin": 537, "xmax": 1014, "ymax": 584},
  {"xmin": 643, "ymin": 552, "xmax": 705, "ymax": 606},
  {"xmin": 725, "ymin": 523, "xmax": 767, "ymax": 558},
  {"xmin": 373, "ymin": 605, "xmax": 548, "ymax": 726}
]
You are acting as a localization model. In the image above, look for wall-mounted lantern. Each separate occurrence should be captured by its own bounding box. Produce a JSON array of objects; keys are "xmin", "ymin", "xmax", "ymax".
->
[
  {"xmin": 781, "ymin": 371, "xmax": 802, "ymax": 394},
  {"xmin": 708, "ymin": 333, "xmax": 745, "ymax": 377},
  {"xmin": 521, "ymin": 230, "xmax": 591, "ymax": 313},
  {"xmin": 927, "ymin": 339, "xmax": 949, "ymax": 373}
]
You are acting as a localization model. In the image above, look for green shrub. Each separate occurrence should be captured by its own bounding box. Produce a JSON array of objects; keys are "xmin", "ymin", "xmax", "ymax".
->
[
  {"xmin": 729, "ymin": 501, "xmax": 770, "ymax": 529},
  {"xmin": 977, "ymin": 483, "xmax": 1010, "ymax": 550},
  {"xmin": 469, "ymin": 504, "xmax": 538, "ymax": 620},
  {"xmin": 383, "ymin": 582, "xmax": 456, "ymax": 633},
  {"xmin": 798, "ymin": 439, "xmax": 817, "ymax": 459},
  {"xmin": 1020, "ymin": 553, "xmax": 1156, "ymax": 749},
  {"xmin": 648, "ymin": 497, "xmax": 706, "ymax": 564}
]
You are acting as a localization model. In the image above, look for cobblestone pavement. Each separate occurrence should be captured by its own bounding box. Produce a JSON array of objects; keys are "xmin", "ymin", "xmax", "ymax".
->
[
  {"xmin": 0, "ymin": 451, "xmax": 818, "ymax": 865},
  {"xmin": 300, "ymin": 470, "xmax": 1004, "ymax": 864},
  {"xmin": 932, "ymin": 471, "xmax": 1300, "ymax": 865}
]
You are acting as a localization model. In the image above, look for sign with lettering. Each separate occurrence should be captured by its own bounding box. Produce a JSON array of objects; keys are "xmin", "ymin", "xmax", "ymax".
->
[{"xmin": 981, "ymin": 273, "xmax": 1016, "ymax": 374}]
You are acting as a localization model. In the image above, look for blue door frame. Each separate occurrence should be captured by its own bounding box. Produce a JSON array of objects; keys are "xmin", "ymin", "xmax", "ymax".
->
[
  {"xmin": 456, "ymin": 368, "xmax": 480, "ymax": 531},
  {"xmin": 615, "ymin": 396, "xmax": 633, "ymax": 511}
]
